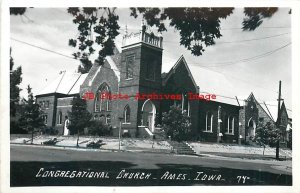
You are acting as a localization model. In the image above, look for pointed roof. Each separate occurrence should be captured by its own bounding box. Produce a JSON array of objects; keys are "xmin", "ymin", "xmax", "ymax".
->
[
  {"xmin": 165, "ymin": 55, "xmax": 240, "ymax": 106},
  {"xmin": 36, "ymin": 71, "xmax": 87, "ymax": 96},
  {"xmin": 260, "ymin": 100, "xmax": 283, "ymax": 122},
  {"xmin": 163, "ymin": 55, "xmax": 198, "ymax": 91}
]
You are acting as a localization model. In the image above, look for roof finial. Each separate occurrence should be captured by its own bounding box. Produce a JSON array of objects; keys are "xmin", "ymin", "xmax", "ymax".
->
[{"xmin": 125, "ymin": 24, "xmax": 128, "ymax": 35}]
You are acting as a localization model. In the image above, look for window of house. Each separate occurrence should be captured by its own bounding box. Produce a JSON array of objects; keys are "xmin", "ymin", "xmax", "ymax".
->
[
  {"xmin": 125, "ymin": 55, "xmax": 134, "ymax": 79},
  {"xmin": 106, "ymin": 115, "xmax": 111, "ymax": 125},
  {"xmin": 181, "ymin": 93, "xmax": 190, "ymax": 116},
  {"xmin": 45, "ymin": 101, "xmax": 49, "ymax": 108},
  {"xmin": 124, "ymin": 105, "xmax": 130, "ymax": 123},
  {"xmin": 95, "ymin": 96, "xmax": 100, "ymax": 112},
  {"xmin": 205, "ymin": 112, "xmax": 213, "ymax": 132},
  {"xmin": 227, "ymin": 116, "xmax": 234, "ymax": 134},
  {"xmin": 99, "ymin": 114, "xmax": 105, "ymax": 123},
  {"xmin": 58, "ymin": 111, "xmax": 62, "ymax": 125},
  {"xmin": 107, "ymin": 99, "xmax": 111, "ymax": 111},
  {"xmin": 43, "ymin": 115, "xmax": 48, "ymax": 124},
  {"xmin": 224, "ymin": 115, "xmax": 228, "ymax": 130},
  {"xmin": 95, "ymin": 84, "xmax": 111, "ymax": 112},
  {"xmin": 145, "ymin": 60, "xmax": 155, "ymax": 80}
]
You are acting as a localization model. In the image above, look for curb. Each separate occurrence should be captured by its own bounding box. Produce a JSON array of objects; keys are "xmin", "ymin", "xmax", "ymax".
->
[{"xmin": 10, "ymin": 143, "xmax": 173, "ymax": 155}]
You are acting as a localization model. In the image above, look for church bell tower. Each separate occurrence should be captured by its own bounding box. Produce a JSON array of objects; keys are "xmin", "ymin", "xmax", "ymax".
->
[{"xmin": 118, "ymin": 22, "xmax": 163, "ymax": 136}]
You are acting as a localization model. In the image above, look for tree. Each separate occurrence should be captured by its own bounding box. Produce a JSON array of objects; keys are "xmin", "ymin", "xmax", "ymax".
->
[
  {"xmin": 18, "ymin": 85, "xmax": 45, "ymax": 143},
  {"xmin": 161, "ymin": 104, "xmax": 191, "ymax": 142},
  {"xmin": 67, "ymin": 7, "xmax": 120, "ymax": 73},
  {"xmin": 10, "ymin": 7, "xmax": 285, "ymax": 73},
  {"xmin": 10, "ymin": 8, "xmax": 27, "ymax": 15},
  {"xmin": 67, "ymin": 7, "xmax": 281, "ymax": 73},
  {"xmin": 68, "ymin": 96, "xmax": 92, "ymax": 147},
  {"xmin": 10, "ymin": 48, "xmax": 22, "ymax": 117},
  {"xmin": 254, "ymin": 122, "xmax": 282, "ymax": 159}
]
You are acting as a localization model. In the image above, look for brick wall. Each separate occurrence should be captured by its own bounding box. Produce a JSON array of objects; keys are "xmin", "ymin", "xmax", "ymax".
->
[
  {"xmin": 161, "ymin": 60, "xmax": 199, "ymax": 137},
  {"xmin": 199, "ymin": 101, "xmax": 240, "ymax": 143},
  {"xmin": 36, "ymin": 95, "xmax": 57, "ymax": 128},
  {"xmin": 55, "ymin": 97, "xmax": 74, "ymax": 134},
  {"xmin": 80, "ymin": 59, "xmax": 119, "ymax": 131},
  {"xmin": 256, "ymin": 102, "xmax": 274, "ymax": 126}
]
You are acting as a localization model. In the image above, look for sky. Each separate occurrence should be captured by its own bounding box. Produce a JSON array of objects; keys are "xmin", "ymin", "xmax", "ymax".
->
[{"xmin": 10, "ymin": 8, "xmax": 292, "ymax": 113}]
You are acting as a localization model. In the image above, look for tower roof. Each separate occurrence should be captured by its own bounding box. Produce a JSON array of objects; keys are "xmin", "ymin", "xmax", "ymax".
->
[{"xmin": 122, "ymin": 27, "xmax": 163, "ymax": 50}]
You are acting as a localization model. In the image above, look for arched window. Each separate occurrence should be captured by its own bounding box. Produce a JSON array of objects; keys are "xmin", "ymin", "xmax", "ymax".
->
[
  {"xmin": 125, "ymin": 55, "xmax": 134, "ymax": 79},
  {"xmin": 181, "ymin": 93, "xmax": 190, "ymax": 116},
  {"xmin": 124, "ymin": 105, "xmax": 130, "ymax": 123},
  {"xmin": 95, "ymin": 83, "xmax": 111, "ymax": 112},
  {"xmin": 58, "ymin": 111, "xmax": 62, "ymax": 125},
  {"xmin": 206, "ymin": 112, "xmax": 213, "ymax": 132}
]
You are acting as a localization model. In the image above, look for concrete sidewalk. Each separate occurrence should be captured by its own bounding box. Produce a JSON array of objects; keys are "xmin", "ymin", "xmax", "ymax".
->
[{"xmin": 10, "ymin": 135, "xmax": 292, "ymax": 164}]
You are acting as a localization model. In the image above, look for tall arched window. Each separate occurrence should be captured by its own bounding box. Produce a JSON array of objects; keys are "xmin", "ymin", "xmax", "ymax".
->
[
  {"xmin": 224, "ymin": 115, "xmax": 228, "ymax": 131},
  {"xmin": 181, "ymin": 93, "xmax": 190, "ymax": 116},
  {"xmin": 124, "ymin": 105, "xmax": 130, "ymax": 123},
  {"xmin": 125, "ymin": 55, "xmax": 134, "ymax": 79},
  {"xmin": 95, "ymin": 83, "xmax": 111, "ymax": 112},
  {"xmin": 206, "ymin": 112, "xmax": 213, "ymax": 132},
  {"xmin": 228, "ymin": 116, "xmax": 234, "ymax": 134}
]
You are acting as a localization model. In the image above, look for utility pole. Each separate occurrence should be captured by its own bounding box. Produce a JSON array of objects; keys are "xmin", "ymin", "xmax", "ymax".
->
[
  {"xmin": 277, "ymin": 80, "xmax": 282, "ymax": 123},
  {"xmin": 118, "ymin": 117, "xmax": 123, "ymax": 151},
  {"xmin": 276, "ymin": 80, "xmax": 282, "ymax": 160}
]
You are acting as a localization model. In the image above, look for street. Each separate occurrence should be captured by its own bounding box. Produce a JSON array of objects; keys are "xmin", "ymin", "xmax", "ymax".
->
[{"xmin": 10, "ymin": 144, "xmax": 292, "ymax": 186}]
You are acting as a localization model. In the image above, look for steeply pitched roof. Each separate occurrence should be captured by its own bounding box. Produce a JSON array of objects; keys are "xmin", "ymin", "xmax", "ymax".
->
[
  {"xmin": 165, "ymin": 55, "xmax": 240, "ymax": 106},
  {"xmin": 36, "ymin": 71, "xmax": 87, "ymax": 96},
  {"xmin": 260, "ymin": 100, "xmax": 292, "ymax": 121}
]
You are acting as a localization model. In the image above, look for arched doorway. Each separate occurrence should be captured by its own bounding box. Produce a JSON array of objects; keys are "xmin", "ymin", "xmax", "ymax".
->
[
  {"xmin": 248, "ymin": 118, "xmax": 256, "ymax": 138},
  {"xmin": 141, "ymin": 99, "xmax": 156, "ymax": 132}
]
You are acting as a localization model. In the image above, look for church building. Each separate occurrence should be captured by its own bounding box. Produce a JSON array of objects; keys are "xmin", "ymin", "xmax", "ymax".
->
[{"xmin": 35, "ymin": 25, "xmax": 291, "ymax": 144}]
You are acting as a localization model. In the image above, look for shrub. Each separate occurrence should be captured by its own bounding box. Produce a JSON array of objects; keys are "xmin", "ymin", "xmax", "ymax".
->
[
  {"xmin": 42, "ymin": 127, "xmax": 58, "ymax": 135},
  {"xmin": 162, "ymin": 104, "xmax": 191, "ymax": 142},
  {"xmin": 87, "ymin": 120, "xmax": 111, "ymax": 136}
]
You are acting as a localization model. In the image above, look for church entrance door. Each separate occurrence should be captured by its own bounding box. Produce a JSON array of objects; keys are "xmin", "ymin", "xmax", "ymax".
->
[
  {"xmin": 142, "ymin": 99, "xmax": 156, "ymax": 133},
  {"xmin": 248, "ymin": 118, "xmax": 256, "ymax": 139}
]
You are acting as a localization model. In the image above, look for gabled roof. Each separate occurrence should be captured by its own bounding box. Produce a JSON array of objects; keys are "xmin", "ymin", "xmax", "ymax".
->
[
  {"xmin": 261, "ymin": 100, "xmax": 291, "ymax": 121},
  {"xmin": 36, "ymin": 71, "xmax": 87, "ymax": 96},
  {"xmin": 69, "ymin": 73, "xmax": 88, "ymax": 95},
  {"xmin": 163, "ymin": 55, "xmax": 198, "ymax": 91},
  {"xmin": 165, "ymin": 55, "xmax": 240, "ymax": 106}
]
